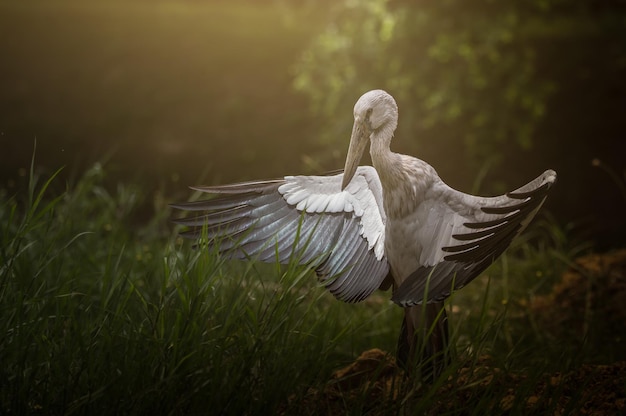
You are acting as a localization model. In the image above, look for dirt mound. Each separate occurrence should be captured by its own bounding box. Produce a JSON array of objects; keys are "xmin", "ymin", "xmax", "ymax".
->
[
  {"xmin": 295, "ymin": 350, "xmax": 626, "ymax": 415},
  {"xmin": 290, "ymin": 250, "xmax": 626, "ymax": 414},
  {"xmin": 530, "ymin": 248, "xmax": 626, "ymax": 351}
]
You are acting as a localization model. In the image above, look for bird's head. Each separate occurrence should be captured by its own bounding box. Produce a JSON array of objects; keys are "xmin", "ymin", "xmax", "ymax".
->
[{"xmin": 342, "ymin": 90, "xmax": 398, "ymax": 190}]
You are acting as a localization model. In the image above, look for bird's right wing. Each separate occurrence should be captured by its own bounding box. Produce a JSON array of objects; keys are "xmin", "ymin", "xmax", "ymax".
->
[
  {"xmin": 392, "ymin": 169, "xmax": 556, "ymax": 306},
  {"xmin": 171, "ymin": 166, "xmax": 389, "ymax": 303}
]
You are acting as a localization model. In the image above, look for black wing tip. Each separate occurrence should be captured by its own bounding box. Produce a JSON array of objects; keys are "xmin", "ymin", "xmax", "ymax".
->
[
  {"xmin": 190, "ymin": 179, "xmax": 285, "ymax": 194},
  {"xmin": 169, "ymin": 200, "xmax": 220, "ymax": 212},
  {"xmin": 178, "ymin": 229, "xmax": 201, "ymax": 239},
  {"xmin": 535, "ymin": 169, "xmax": 557, "ymax": 187},
  {"xmin": 543, "ymin": 169, "xmax": 557, "ymax": 183},
  {"xmin": 390, "ymin": 292, "xmax": 443, "ymax": 307},
  {"xmin": 169, "ymin": 202, "xmax": 194, "ymax": 210},
  {"xmin": 507, "ymin": 169, "xmax": 557, "ymax": 198},
  {"xmin": 171, "ymin": 216, "xmax": 189, "ymax": 225}
]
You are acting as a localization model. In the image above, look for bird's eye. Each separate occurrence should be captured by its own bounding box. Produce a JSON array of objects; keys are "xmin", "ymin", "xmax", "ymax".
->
[{"xmin": 366, "ymin": 108, "xmax": 373, "ymax": 118}]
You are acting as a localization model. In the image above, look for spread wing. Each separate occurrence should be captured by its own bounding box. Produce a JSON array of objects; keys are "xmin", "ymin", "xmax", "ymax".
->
[
  {"xmin": 172, "ymin": 166, "xmax": 389, "ymax": 303},
  {"xmin": 392, "ymin": 169, "xmax": 557, "ymax": 306}
]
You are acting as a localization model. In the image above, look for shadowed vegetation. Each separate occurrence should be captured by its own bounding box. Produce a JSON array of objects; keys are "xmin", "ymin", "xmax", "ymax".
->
[
  {"xmin": 2, "ymin": 159, "xmax": 623, "ymax": 414},
  {"xmin": 1, "ymin": 0, "xmax": 625, "ymax": 413}
]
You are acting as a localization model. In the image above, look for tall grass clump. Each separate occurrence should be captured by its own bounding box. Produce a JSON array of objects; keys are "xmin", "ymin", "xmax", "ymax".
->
[{"xmin": 0, "ymin": 162, "xmax": 398, "ymax": 414}]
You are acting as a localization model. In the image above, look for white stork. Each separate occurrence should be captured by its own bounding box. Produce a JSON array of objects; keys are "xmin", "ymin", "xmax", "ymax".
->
[{"xmin": 172, "ymin": 89, "xmax": 556, "ymax": 378}]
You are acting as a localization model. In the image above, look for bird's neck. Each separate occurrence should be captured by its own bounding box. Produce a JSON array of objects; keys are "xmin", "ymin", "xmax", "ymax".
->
[
  {"xmin": 369, "ymin": 125, "xmax": 393, "ymax": 157},
  {"xmin": 370, "ymin": 129, "xmax": 403, "ymax": 188},
  {"xmin": 370, "ymin": 128, "xmax": 435, "ymax": 219}
]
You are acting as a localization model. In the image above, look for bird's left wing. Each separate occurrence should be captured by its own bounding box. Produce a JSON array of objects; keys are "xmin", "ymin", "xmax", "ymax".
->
[
  {"xmin": 172, "ymin": 166, "xmax": 389, "ymax": 303},
  {"xmin": 392, "ymin": 169, "xmax": 556, "ymax": 306}
]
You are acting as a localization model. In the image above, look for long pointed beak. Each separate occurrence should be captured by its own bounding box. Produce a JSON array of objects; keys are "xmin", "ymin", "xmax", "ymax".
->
[{"xmin": 341, "ymin": 119, "xmax": 370, "ymax": 190}]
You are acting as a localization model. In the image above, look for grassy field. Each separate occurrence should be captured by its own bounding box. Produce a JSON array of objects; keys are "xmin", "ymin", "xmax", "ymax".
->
[
  {"xmin": 0, "ymin": 161, "xmax": 397, "ymax": 414},
  {"xmin": 1, "ymin": 2, "xmax": 624, "ymax": 413},
  {"xmin": 4, "ymin": 155, "xmax": 624, "ymax": 414}
]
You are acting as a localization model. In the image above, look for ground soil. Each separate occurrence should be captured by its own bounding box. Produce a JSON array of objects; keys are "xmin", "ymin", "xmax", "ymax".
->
[{"xmin": 289, "ymin": 249, "xmax": 626, "ymax": 415}]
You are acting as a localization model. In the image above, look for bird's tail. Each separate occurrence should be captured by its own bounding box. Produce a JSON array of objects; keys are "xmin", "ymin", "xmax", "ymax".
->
[{"xmin": 396, "ymin": 302, "xmax": 450, "ymax": 380}]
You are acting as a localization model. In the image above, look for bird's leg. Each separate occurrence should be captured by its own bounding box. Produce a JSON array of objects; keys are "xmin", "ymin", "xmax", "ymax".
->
[{"xmin": 397, "ymin": 303, "xmax": 450, "ymax": 381}]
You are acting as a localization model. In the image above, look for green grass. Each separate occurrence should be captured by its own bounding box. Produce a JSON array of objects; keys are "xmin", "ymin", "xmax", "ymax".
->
[
  {"xmin": 0, "ymin": 162, "xmax": 398, "ymax": 414},
  {"xmin": 0, "ymin": 162, "xmax": 612, "ymax": 415}
]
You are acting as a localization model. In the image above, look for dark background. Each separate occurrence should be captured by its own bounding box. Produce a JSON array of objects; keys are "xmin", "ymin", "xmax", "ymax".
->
[{"xmin": 1, "ymin": 0, "xmax": 624, "ymax": 248}]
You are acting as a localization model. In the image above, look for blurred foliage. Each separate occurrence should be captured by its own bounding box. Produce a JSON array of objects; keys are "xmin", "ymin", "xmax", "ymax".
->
[{"xmin": 293, "ymin": 0, "xmax": 624, "ymax": 169}]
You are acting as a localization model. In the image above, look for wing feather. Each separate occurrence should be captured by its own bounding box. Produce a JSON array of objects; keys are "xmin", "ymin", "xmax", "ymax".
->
[
  {"xmin": 173, "ymin": 166, "xmax": 389, "ymax": 303},
  {"xmin": 320, "ymin": 219, "xmax": 386, "ymax": 302},
  {"xmin": 392, "ymin": 169, "xmax": 556, "ymax": 306}
]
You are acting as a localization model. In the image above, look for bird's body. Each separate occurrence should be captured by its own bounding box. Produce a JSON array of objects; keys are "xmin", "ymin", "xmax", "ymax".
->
[
  {"xmin": 378, "ymin": 156, "xmax": 438, "ymax": 282},
  {"xmin": 173, "ymin": 90, "xmax": 556, "ymax": 377}
]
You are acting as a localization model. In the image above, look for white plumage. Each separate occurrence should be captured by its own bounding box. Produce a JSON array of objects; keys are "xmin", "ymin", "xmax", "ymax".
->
[{"xmin": 173, "ymin": 89, "xmax": 556, "ymax": 376}]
